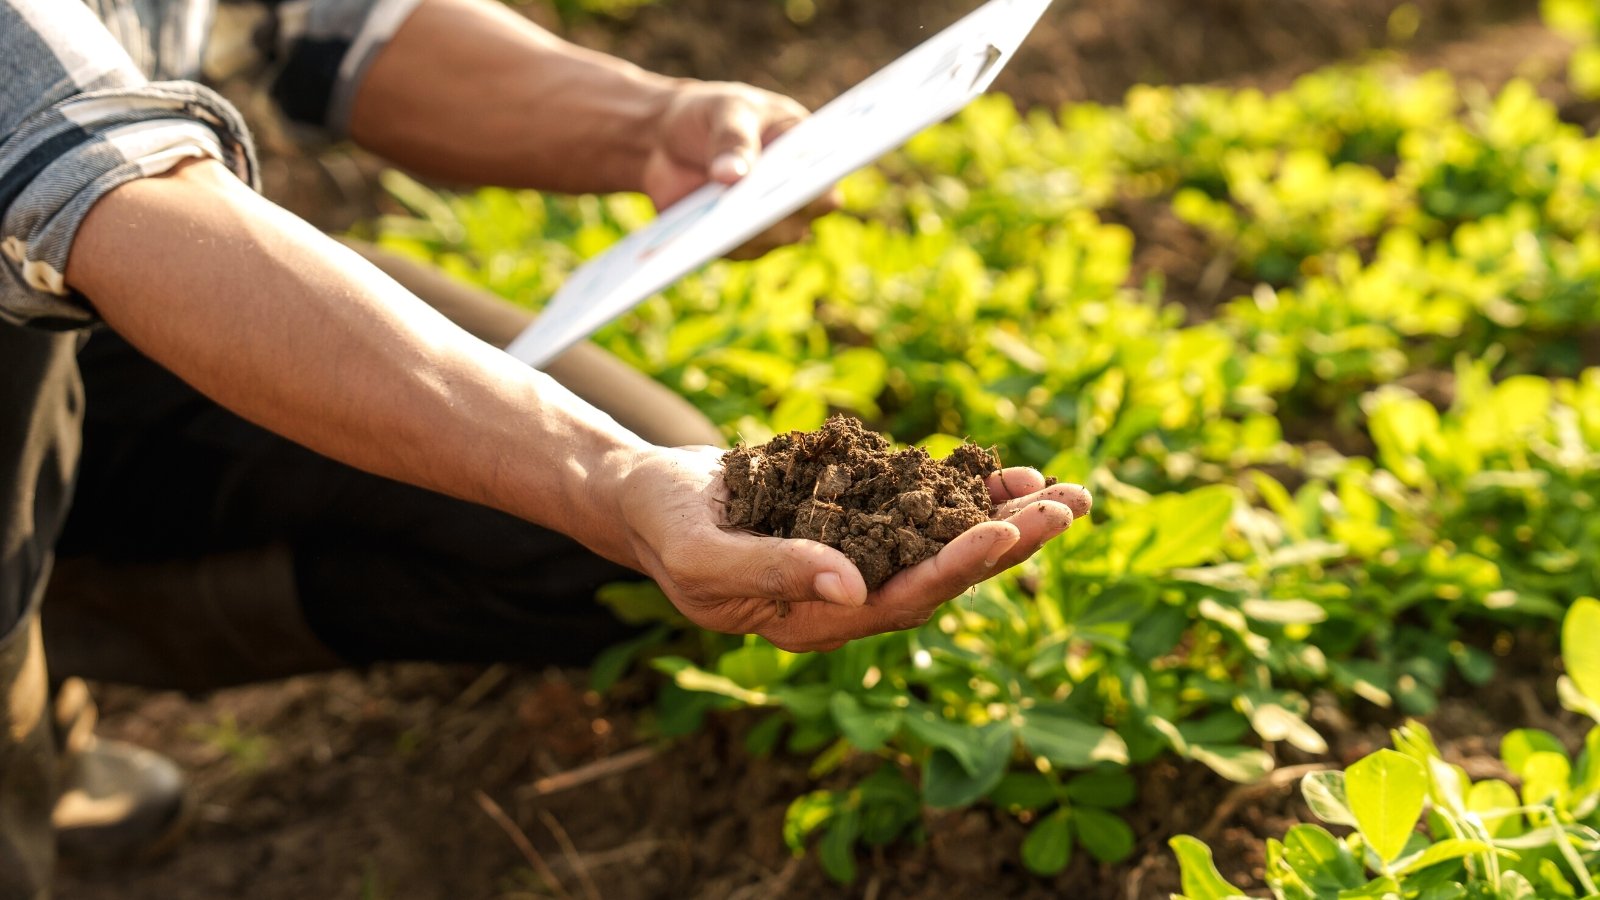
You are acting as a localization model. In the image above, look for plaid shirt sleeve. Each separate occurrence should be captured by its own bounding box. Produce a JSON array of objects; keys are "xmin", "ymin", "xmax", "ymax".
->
[
  {"xmin": 0, "ymin": 0, "xmax": 257, "ymax": 330},
  {"xmin": 267, "ymin": 0, "xmax": 425, "ymax": 137}
]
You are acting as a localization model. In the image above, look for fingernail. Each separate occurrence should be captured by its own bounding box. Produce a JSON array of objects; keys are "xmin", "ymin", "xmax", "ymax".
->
[
  {"xmin": 712, "ymin": 152, "xmax": 751, "ymax": 182},
  {"xmin": 983, "ymin": 539, "xmax": 1006, "ymax": 569},
  {"xmin": 984, "ymin": 528, "xmax": 1022, "ymax": 568},
  {"xmin": 814, "ymin": 571, "xmax": 854, "ymax": 606}
]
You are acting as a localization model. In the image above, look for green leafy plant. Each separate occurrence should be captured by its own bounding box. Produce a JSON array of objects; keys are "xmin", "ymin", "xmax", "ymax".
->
[{"xmin": 1171, "ymin": 597, "xmax": 1600, "ymax": 899}]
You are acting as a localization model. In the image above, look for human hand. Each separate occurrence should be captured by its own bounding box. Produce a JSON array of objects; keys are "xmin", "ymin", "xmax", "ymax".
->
[
  {"xmin": 641, "ymin": 81, "xmax": 840, "ymax": 259},
  {"xmin": 618, "ymin": 446, "xmax": 1091, "ymax": 652}
]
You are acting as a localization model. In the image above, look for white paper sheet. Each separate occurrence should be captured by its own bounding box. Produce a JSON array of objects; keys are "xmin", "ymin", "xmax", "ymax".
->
[{"xmin": 504, "ymin": 0, "xmax": 1053, "ymax": 369}]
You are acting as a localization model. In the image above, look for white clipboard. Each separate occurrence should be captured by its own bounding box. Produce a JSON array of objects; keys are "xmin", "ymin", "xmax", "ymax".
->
[{"xmin": 504, "ymin": 0, "xmax": 1053, "ymax": 369}]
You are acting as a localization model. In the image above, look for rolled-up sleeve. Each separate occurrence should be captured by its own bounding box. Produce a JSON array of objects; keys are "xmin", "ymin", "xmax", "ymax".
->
[
  {"xmin": 1, "ymin": 0, "xmax": 257, "ymax": 330},
  {"xmin": 268, "ymin": 0, "xmax": 424, "ymax": 137}
]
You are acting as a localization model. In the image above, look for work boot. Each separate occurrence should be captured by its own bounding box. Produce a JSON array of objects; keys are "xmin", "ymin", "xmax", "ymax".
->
[
  {"xmin": 41, "ymin": 544, "xmax": 345, "ymax": 691},
  {"xmin": 0, "ymin": 611, "xmax": 57, "ymax": 900},
  {"xmin": 51, "ymin": 678, "xmax": 186, "ymax": 867}
]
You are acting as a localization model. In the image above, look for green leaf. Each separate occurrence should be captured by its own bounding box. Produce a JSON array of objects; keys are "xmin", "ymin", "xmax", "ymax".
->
[
  {"xmin": 917, "ymin": 433, "xmax": 968, "ymax": 459},
  {"xmin": 1021, "ymin": 808, "xmax": 1074, "ymax": 876},
  {"xmin": 1394, "ymin": 838, "xmax": 1492, "ymax": 875},
  {"xmin": 1189, "ymin": 744, "xmax": 1275, "ymax": 784},
  {"xmin": 1064, "ymin": 770, "xmax": 1138, "ymax": 808},
  {"xmin": 1019, "ymin": 711, "xmax": 1130, "ymax": 769},
  {"xmin": 771, "ymin": 684, "xmax": 834, "ymax": 719},
  {"xmin": 1565, "ymin": 598, "xmax": 1600, "ymax": 706},
  {"xmin": 1346, "ymin": 749, "xmax": 1427, "ymax": 864},
  {"xmin": 1240, "ymin": 598, "xmax": 1329, "ymax": 625},
  {"xmin": 717, "ymin": 641, "xmax": 801, "ymax": 689},
  {"xmin": 1128, "ymin": 605, "xmax": 1190, "ymax": 659},
  {"xmin": 922, "ymin": 723, "xmax": 1013, "ymax": 809},
  {"xmin": 1247, "ymin": 702, "xmax": 1328, "ymax": 755},
  {"xmin": 1558, "ymin": 675, "xmax": 1600, "ymax": 722},
  {"xmin": 1576, "ymin": 726, "xmax": 1600, "ymax": 811},
  {"xmin": 595, "ymin": 581, "xmax": 682, "ymax": 625},
  {"xmin": 588, "ymin": 624, "xmax": 669, "ymax": 694},
  {"xmin": 1302, "ymin": 771, "xmax": 1358, "ymax": 828},
  {"xmin": 830, "ymin": 694, "xmax": 901, "ymax": 752},
  {"xmin": 1126, "ymin": 486, "xmax": 1238, "ymax": 574},
  {"xmin": 858, "ymin": 769, "xmax": 920, "ymax": 846},
  {"xmin": 1502, "ymin": 729, "xmax": 1567, "ymax": 777},
  {"xmin": 818, "ymin": 807, "xmax": 860, "ymax": 884},
  {"xmin": 771, "ymin": 391, "xmax": 828, "ymax": 433},
  {"xmin": 1534, "ymin": 859, "xmax": 1578, "ymax": 898},
  {"xmin": 783, "ymin": 790, "xmax": 838, "ymax": 852},
  {"xmin": 1339, "ymin": 875, "xmax": 1403, "ymax": 898},
  {"xmin": 1074, "ymin": 807, "xmax": 1136, "ymax": 863},
  {"xmin": 1426, "ymin": 756, "xmax": 1468, "ymax": 817},
  {"xmin": 1281, "ymin": 824, "xmax": 1365, "ymax": 892},
  {"xmin": 743, "ymin": 714, "xmax": 786, "ymax": 757},
  {"xmin": 1453, "ymin": 644, "xmax": 1496, "ymax": 687},
  {"xmin": 1176, "ymin": 711, "xmax": 1252, "ymax": 747},
  {"xmin": 989, "ymin": 772, "xmax": 1059, "ymax": 813},
  {"xmin": 1519, "ymin": 751, "xmax": 1572, "ymax": 808},
  {"xmin": 1169, "ymin": 835, "xmax": 1248, "ymax": 900},
  {"xmin": 654, "ymin": 682, "xmax": 721, "ymax": 737},
  {"xmin": 1466, "ymin": 779, "xmax": 1523, "ymax": 838},
  {"xmin": 903, "ymin": 706, "xmax": 989, "ymax": 774},
  {"xmin": 653, "ymin": 657, "xmax": 771, "ymax": 706}
]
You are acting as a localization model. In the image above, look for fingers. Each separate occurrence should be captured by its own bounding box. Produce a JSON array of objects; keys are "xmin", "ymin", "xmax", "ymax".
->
[
  {"xmin": 708, "ymin": 98, "xmax": 766, "ymax": 184},
  {"xmin": 987, "ymin": 467, "xmax": 1047, "ymax": 503},
  {"xmin": 748, "ymin": 496, "xmax": 1081, "ymax": 652},
  {"xmin": 994, "ymin": 482, "xmax": 1091, "ymax": 520},
  {"xmin": 876, "ymin": 520, "xmax": 1023, "ymax": 611},
  {"xmin": 987, "ymin": 499, "xmax": 1076, "ymax": 573},
  {"xmin": 708, "ymin": 90, "xmax": 808, "ymax": 184},
  {"xmin": 702, "ymin": 530, "xmax": 869, "ymax": 609},
  {"xmin": 755, "ymin": 521, "xmax": 1022, "ymax": 652}
]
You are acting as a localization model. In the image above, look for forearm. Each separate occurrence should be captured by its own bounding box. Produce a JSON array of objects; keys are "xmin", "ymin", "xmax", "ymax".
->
[
  {"xmin": 66, "ymin": 159, "xmax": 650, "ymax": 567},
  {"xmin": 346, "ymin": 0, "xmax": 674, "ymax": 193}
]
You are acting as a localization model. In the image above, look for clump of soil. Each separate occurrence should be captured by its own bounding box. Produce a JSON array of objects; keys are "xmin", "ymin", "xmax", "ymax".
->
[{"xmin": 720, "ymin": 415, "xmax": 999, "ymax": 588}]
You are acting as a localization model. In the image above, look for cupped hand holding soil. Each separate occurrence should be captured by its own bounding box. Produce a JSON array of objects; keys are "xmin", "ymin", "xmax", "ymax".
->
[
  {"xmin": 614, "ymin": 417, "xmax": 1087, "ymax": 653},
  {"xmin": 723, "ymin": 416, "xmax": 1027, "ymax": 588},
  {"xmin": 611, "ymin": 413, "xmax": 1088, "ymax": 650}
]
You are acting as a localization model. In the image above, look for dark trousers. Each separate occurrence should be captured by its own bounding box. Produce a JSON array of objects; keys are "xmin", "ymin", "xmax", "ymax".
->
[
  {"xmin": 0, "ymin": 322, "xmax": 79, "ymax": 898},
  {"xmin": 43, "ymin": 242, "xmax": 720, "ymax": 685}
]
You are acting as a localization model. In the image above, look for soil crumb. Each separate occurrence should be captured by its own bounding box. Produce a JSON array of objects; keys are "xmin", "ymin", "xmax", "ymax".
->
[{"xmin": 721, "ymin": 415, "xmax": 998, "ymax": 588}]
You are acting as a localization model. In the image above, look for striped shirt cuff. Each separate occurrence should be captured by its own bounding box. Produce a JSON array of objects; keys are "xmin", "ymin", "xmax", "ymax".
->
[
  {"xmin": 0, "ymin": 81, "xmax": 257, "ymax": 330},
  {"xmin": 272, "ymin": 0, "xmax": 424, "ymax": 137}
]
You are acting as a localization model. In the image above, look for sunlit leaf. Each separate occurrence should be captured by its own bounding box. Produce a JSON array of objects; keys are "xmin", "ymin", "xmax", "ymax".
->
[
  {"xmin": 1346, "ymin": 749, "xmax": 1427, "ymax": 864},
  {"xmin": 1169, "ymin": 835, "xmax": 1249, "ymax": 900}
]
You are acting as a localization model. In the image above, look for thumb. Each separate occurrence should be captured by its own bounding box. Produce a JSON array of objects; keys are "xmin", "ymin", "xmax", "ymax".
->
[
  {"xmin": 708, "ymin": 101, "xmax": 764, "ymax": 184},
  {"xmin": 722, "ymin": 534, "xmax": 868, "ymax": 609}
]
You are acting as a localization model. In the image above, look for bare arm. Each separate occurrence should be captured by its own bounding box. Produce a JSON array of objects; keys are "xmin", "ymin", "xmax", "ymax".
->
[
  {"xmin": 346, "ymin": 0, "xmax": 810, "ymax": 208},
  {"xmin": 68, "ymin": 159, "xmax": 646, "ymax": 564},
  {"xmin": 65, "ymin": 159, "xmax": 1087, "ymax": 651}
]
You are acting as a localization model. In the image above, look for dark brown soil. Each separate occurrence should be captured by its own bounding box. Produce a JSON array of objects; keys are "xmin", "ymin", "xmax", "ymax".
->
[{"xmin": 721, "ymin": 416, "xmax": 997, "ymax": 589}]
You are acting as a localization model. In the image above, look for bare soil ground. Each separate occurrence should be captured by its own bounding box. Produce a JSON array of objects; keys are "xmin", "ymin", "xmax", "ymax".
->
[
  {"xmin": 58, "ymin": 631, "xmax": 1573, "ymax": 900},
  {"xmin": 55, "ymin": 4, "xmax": 1588, "ymax": 899}
]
